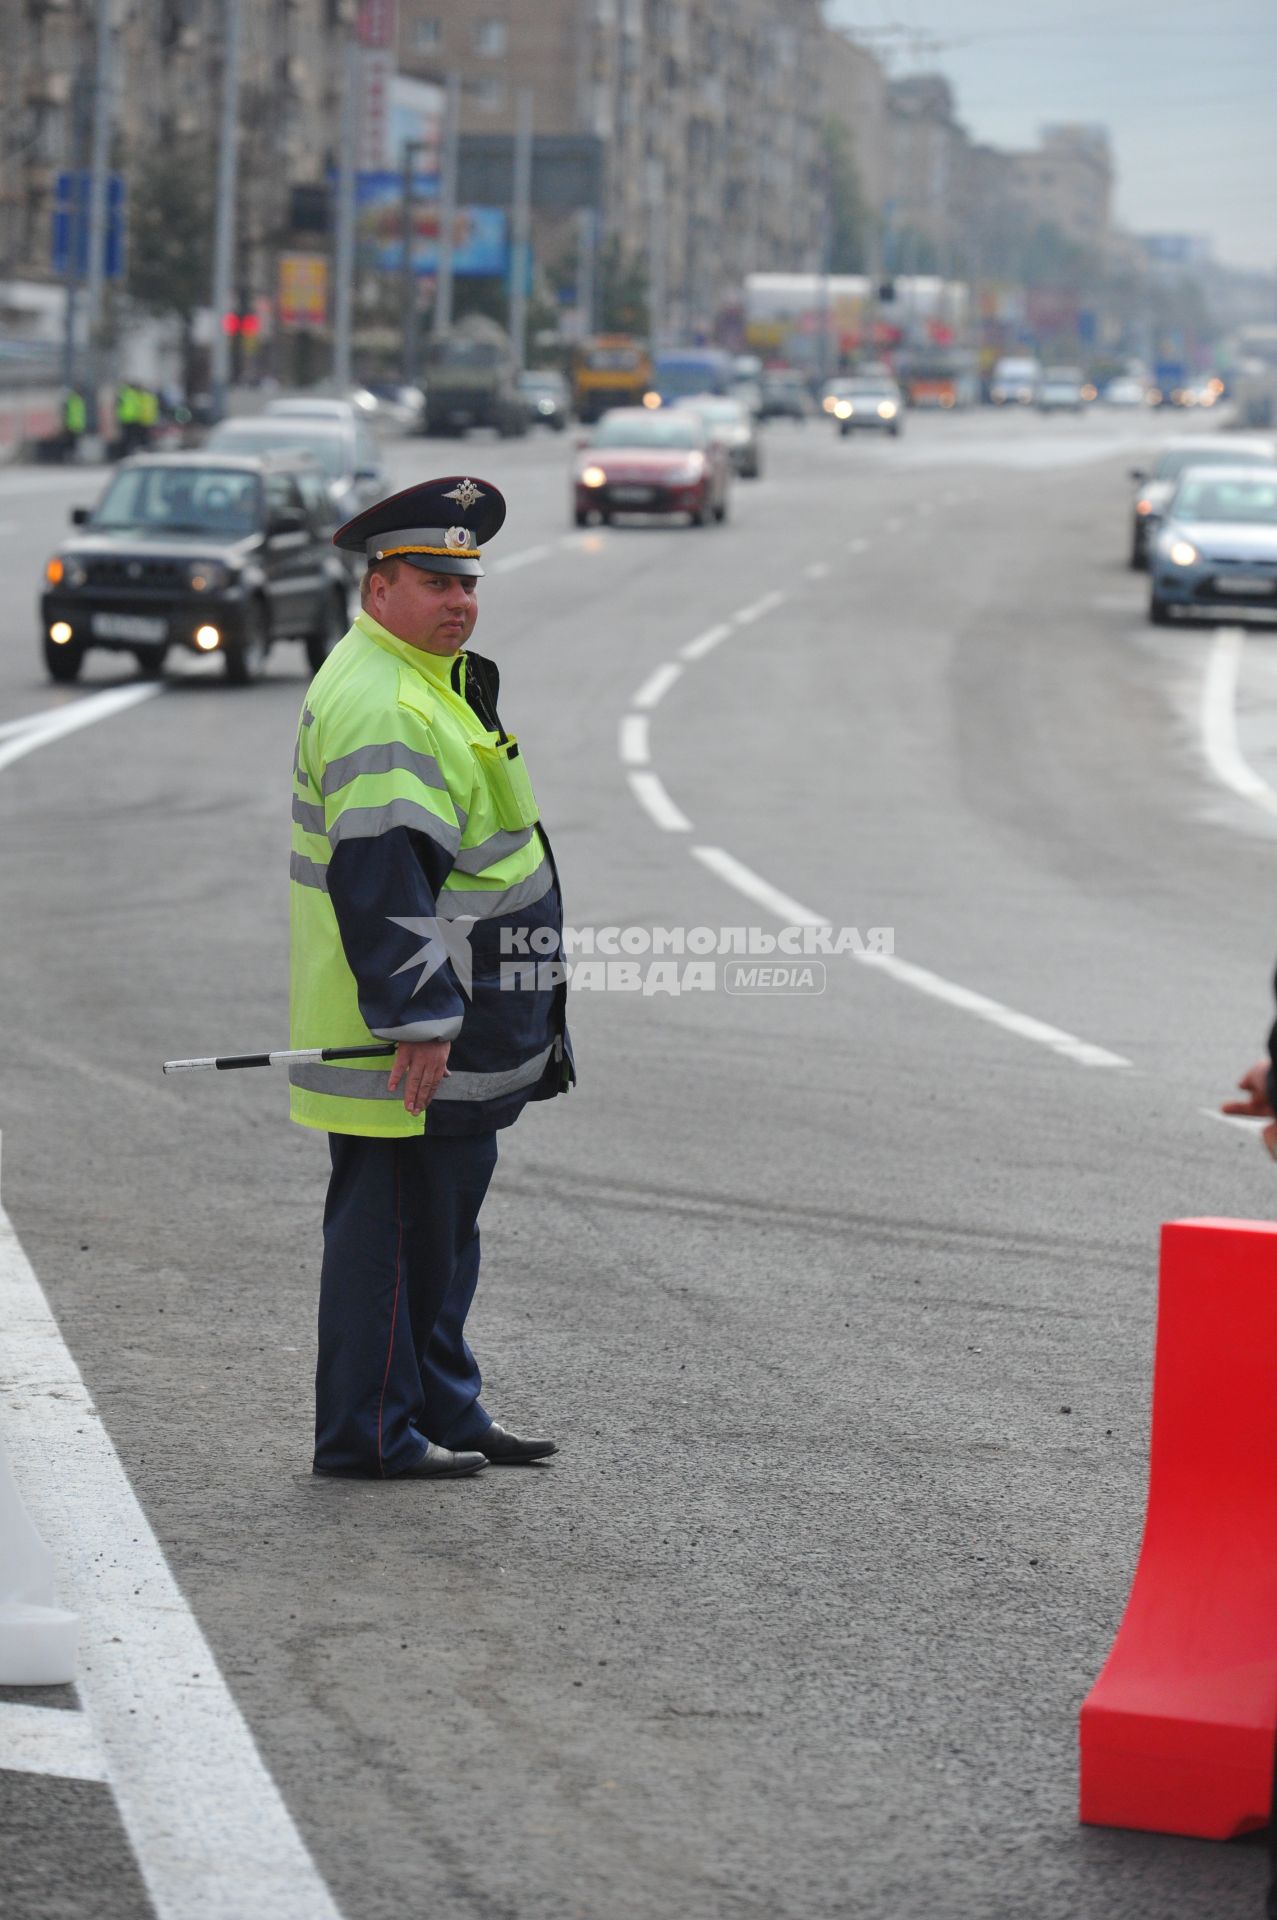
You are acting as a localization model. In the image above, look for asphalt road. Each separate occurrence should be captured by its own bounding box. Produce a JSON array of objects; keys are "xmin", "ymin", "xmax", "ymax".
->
[{"xmin": 2, "ymin": 403, "xmax": 1275, "ymax": 1919}]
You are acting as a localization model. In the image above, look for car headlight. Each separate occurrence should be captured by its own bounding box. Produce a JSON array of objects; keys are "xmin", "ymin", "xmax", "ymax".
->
[
  {"xmin": 1168, "ymin": 539, "xmax": 1199, "ymax": 567},
  {"xmin": 580, "ymin": 465, "xmax": 607, "ymax": 489},
  {"xmin": 537, "ymin": 398, "xmax": 555, "ymax": 414},
  {"xmin": 188, "ymin": 561, "xmax": 229, "ymax": 591},
  {"xmin": 833, "ymin": 400, "xmax": 853, "ymax": 419},
  {"xmin": 877, "ymin": 401, "xmax": 898, "ymax": 419},
  {"xmin": 642, "ymin": 391, "xmax": 661, "ymax": 409}
]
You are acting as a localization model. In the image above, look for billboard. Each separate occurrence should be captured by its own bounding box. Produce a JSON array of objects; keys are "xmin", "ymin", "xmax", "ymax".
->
[
  {"xmin": 355, "ymin": 173, "xmax": 508, "ymax": 277},
  {"xmin": 278, "ymin": 253, "xmax": 329, "ymax": 330}
]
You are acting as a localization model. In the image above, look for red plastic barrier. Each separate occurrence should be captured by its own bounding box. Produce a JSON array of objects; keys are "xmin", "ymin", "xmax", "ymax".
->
[{"xmin": 1079, "ymin": 1217, "xmax": 1277, "ymax": 1838}]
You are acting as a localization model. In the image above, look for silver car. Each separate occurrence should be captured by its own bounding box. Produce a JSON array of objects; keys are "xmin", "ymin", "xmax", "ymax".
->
[
  {"xmin": 1149, "ymin": 464, "xmax": 1277, "ymax": 625},
  {"xmin": 1129, "ymin": 434, "xmax": 1277, "ymax": 568},
  {"xmin": 674, "ymin": 392, "xmax": 762, "ymax": 479},
  {"xmin": 204, "ymin": 413, "xmax": 385, "ymax": 539},
  {"xmin": 831, "ymin": 377, "xmax": 904, "ymax": 437}
]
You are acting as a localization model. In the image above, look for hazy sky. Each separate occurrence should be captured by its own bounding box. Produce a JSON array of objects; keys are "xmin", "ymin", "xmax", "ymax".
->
[{"xmin": 826, "ymin": 0, "xmax": 1277, "ymax": 271}]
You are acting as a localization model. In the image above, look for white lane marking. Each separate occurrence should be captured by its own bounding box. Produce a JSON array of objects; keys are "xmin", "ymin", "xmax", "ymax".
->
[
  {"xmin": 490, "ymin": 542, "xmax": 552, "ymax": 574},
  {"xmin": 680, "ymin": 622, "xmax": 733, "ymax": 662},
  {"xmin": 1200, "ymin": 1107, "xmax": 1266, "ymax": 1133},
  {"xmin": 628, "ymin": 770, "xmax": 692, "ymax": 832},
  {"xmin": 0, "ymin": 1702, "xmax": 109, "ymax": 1784},
  {"xmin": 804, "ymin": 561, "xmax": 831, "ymax": 580},
  {"xmin": 618, "ymin": 714, "xmax": 650, "ymax": 766},
  {"xmin": 632, "ymin": 661, "xmax": 683, "ymax": 711},
  {"xmin": 0, "ymin": 683, "xmax": 161, "ymax": 776},
  {"xmin": 692, "ymin": 846, "xmax": 1129, "ymax": 1069},
  {"xmin": 733, "ymin": 589, "xmax": 784, "ymax": 626},
  {"xmin": 847, "ymin": 537, "xmax": 869, "ymax": 555},
  {"xmin": 1200, "ymin": 626, "xmax": 1277, "ymax": 816},
  {"xmin": 691, "ymin": 847, "xmax": 830, "ymax": 926},
  {"xmin": 0, "ymin": 1166, "xmax": 345, "ymax": 1920}
]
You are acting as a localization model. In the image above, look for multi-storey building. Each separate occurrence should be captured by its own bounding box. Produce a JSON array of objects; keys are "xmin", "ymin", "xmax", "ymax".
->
[{"xmin": 1008, "ymin": 124, "xmax": 1113, "ymax": 257}]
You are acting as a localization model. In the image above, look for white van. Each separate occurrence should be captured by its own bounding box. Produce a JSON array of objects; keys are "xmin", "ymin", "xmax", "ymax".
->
[{"xmin": 990, "ymin": 356, "xmax": 1042, "ymax": 406}]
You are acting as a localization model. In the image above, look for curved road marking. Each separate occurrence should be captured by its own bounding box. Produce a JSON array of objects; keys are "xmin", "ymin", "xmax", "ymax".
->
[
  {"xmin": 619, "ymin": 580, "xmax": 1131, "ymax": 1071},
  {"xmin": 1200, "ymin": 626, "xmax": 1277, "ymax": 817}
]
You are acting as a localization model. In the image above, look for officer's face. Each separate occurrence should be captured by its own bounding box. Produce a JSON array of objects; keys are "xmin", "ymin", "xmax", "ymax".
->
[{"xmin": 372, "ymin": 562, "xmax": 478, "ymax": 654}]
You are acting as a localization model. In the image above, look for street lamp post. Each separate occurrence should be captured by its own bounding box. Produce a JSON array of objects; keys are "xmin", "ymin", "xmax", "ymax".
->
[{"xmin": 399, "ymin": 139, "xmax": 427, "ymax": 385}]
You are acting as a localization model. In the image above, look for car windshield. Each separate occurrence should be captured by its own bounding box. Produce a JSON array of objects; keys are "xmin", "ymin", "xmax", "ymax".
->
[
  {"xmin": 519, "ymin": 373, "xmax": 562, "ymax": 393},
  {"xmin": 1173, "ymin": 474, "xmax": 1277, "ymax": 523},
  {"xmin": 582, "ymin": 347, "xmax": 643, "ymax": 371},
  {"xmin": 206, "ymin": 422, "xmax": 348, "ymax": 479},
  {"xmin": 91, "ymin": 464, "xmax": 261, "ymax": 534},
  {"xmin": 846, "ymin": 381, "xmax": 893, "ymax": 396},
  {"xmin": 682, "ymin": 399, "xmax": 744, "ymax": 424},
  {"xmin": 590, "ymin": 413, "xmax": 702, "ymax": 449},
  {"xmin": 427, "ymin": 340, "xmax": 502, "ymax": 369},
  {"xmin": 655, "ymin": 362, "xmax": 726, "ymax": 398},
  {"xmin": 1155, "ymin": 445, "xmax": 1271, "ymax": 480}
]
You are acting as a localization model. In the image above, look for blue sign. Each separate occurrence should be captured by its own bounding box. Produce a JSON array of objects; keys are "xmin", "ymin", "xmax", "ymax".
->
[
  {"xmin": 52, "ymin": 172, "xmax": 125, "ymax": 279},
  {"xmin": 353, "ymin": 171, "xmax": 508, "ymax": 277}
]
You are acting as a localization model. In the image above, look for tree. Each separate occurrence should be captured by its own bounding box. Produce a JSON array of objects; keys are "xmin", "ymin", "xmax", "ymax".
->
[
  {"xmin": 822, "ymin": 120, "xmax": 869, "ymax": 274},
  {"xmin": 125, "ymin": 138, "xmax": 214, "ymax": 392}
]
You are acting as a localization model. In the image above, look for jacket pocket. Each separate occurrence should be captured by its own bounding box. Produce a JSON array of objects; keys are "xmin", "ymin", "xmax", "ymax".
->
[{"xmin": 471, "ymin": 733, "xmax": 540, "ymax": 830}]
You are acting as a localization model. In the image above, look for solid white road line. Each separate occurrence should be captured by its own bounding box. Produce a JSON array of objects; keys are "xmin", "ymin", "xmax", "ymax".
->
[
  {"xmin": 0, "ymin": 1702, "xmax": 109, "ymax": 1784},
  {"xmin": 628, "ymin": 770, "xmax": 692, "ymax": 832},
  {"xmin": 632, "ymin": 661, "xmax": 683, "ymax": 711},
  {"xmin": 692, "ymin": 846, "xmax": 1130, "ymax": 1070},
  {"xmin": 680, "ymin": 622, "xmax": 733, "ymax": 662},
  {"xmin": 1200, "ymin": 626, "xmax": 1277, "ymax": 817},
  {"xmin": 0, "ymin": 1170, "xmax": 345, "ymax": 1920},
  {"xmin": 733, "ymin": 589, "xmax": 784, "ymax": 627},
  {"xmin": 618, "ymin": 714, "xmax": 650, "ymax": 766},
  {"xmin": 1199, "ymin": 1107, "xmax": 1266, "ymax": 1133},
  {"xmin": 0, "ymin": 683, "xmax": 161, "ymax": 776}
]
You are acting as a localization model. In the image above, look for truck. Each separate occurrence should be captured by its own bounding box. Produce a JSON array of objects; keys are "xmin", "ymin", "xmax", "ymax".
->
[
  {"xmin": 421, "ymin": 315, "xmax": 527, "ymax": 438},
  {"xmin": 570, "ymin": 336, "xmax": 652, "ymax": 422}
]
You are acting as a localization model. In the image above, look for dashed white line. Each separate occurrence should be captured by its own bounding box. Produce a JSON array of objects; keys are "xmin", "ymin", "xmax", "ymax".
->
[
  {"xmin": 618, "ymin": 713, "xmax": 650, "ymax": 766},
  {"xmin": 680, "ymin": 622, "xmax": 733, "ymax": 662},
  {"xmin": 690, "ymin": 846, "xmax": 1129, "ymax": 1068},
  {"xmin": 734, "ymin": 589, "xmax": 784, "ymax": 626},
  {"xmin": 1200, "ymin": 626, "xmax": 1277, "ymax": 816},
  {"xmin": 632, "ymin": 661, "xmax": 684, "ymax": 710},
  {"xmin": 0, "ymin": 1152, "xmax": 345, "ymax": 1920},
  {"xmin": 0, "ymin": 683, "xmax": 161, "ymax": 776},
  {"xmin": 628, "ymin": 770, "xmax": 692, "ymax": 832}
]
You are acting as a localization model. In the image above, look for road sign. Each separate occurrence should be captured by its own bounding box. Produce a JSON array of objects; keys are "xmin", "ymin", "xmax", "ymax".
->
[
  {"xmin": 52, "ymin": 172, "xmax": 125, "ymax": 279},
  {"xmin": 278, "ymin": 253, "xmax": 329, "ymax": 330}
]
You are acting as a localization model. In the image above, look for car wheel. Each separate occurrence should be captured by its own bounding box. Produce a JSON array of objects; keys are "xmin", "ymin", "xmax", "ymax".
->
[
  {"xmin": 132, "ymin": 645, "xmax": 168, "ymax": 678},
  {"xmin": 224, "ymin": 600, "xmax": 268, "ymax": 685},
  {"xmin": 43, "ymin": 633, "xmax": 85, "ymax": 683},
  {"xmin": 306, "ymin": 587, "xmax": 346, "ymax": 673},
  {"xmin": 1149, "ymin": 593, "xmax": 1172, "ymax": 626}
]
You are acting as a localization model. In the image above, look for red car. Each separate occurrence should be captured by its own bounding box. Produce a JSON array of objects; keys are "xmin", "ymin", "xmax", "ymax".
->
[{"xmin": 572, "ymin": 407, "xmax": 731, "ymax": 527}]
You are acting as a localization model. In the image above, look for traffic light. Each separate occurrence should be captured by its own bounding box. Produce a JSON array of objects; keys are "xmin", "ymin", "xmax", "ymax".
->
[{"xmin": 220, "ymin": 311, "xmax": 261, "ymax": 336}]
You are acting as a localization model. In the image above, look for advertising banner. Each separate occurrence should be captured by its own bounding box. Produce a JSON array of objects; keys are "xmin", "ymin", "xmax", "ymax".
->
[
  {"xmin": 355, "ymin": 174, "xmax": 508, "ymax": 277},
  {"xmin": 278, "ymin": 253, "xmax": 329, "ymax": 330}
]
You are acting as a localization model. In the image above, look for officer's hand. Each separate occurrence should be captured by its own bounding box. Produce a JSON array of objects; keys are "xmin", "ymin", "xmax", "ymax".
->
[
  {"xmin": 387, "ymin": 1040, "xmax": 451, "ymax": 1115},
  {"xmin": 1221, "ymin": 1061, "xmax": 1274, "ymax": 1119}
]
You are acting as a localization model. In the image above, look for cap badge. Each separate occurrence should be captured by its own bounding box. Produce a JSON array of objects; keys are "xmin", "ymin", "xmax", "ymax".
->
[
  {"xmin": 444, "ymin": 479, "xmax": 484, "ymax": 510},
  {"xmin": 444, "ymin": 526, "xmax": 473, "ymax": 550}
]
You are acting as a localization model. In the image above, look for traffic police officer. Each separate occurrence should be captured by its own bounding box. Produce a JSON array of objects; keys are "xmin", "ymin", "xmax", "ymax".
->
[{"xmin": 290, "ymin": 476, "xmax": 573, "ymax": 1479}]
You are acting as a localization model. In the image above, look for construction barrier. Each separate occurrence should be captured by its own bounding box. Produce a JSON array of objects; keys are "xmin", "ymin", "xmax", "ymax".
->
[{"xmin": 1079, "ymin": 1216, "xmax": 1277, "ymax": 1838}]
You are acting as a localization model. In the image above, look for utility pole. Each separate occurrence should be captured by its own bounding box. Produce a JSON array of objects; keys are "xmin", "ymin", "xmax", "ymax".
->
[
  {"xmin": 646, "ymin": 157, "xmax": 665, "ymax": 350},
  {"xmin": 399, "ymin": 139, "xmax": 426, "ymax": 385},
  {"xmin": 433, "ymin": 72, "xmax": 460, "ymax": 337},
  {"xmin": 83, "ymin": 0, "xmax": 113, "ymax": 433},
  {"xmin": 332, "ymin": 30, "xmax": 359, "ymax": 388},
  {"xmin": 209, "ymin": 0, "xmax": 243, "ymax": 420},
  {"xmin": 576, "ymin": 206, "xmax": 596, "ymax": 340},
  {"xmin": 508, "ymin": 87, "xmax": 533, "ymax": 372},
  {"xmin": 60, "ymin": 73, "xmax": 91, "ymax": 397}
]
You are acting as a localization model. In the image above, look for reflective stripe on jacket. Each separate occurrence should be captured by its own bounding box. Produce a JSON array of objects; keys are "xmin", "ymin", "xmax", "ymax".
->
[{"xmin": 289, "ymin": 611, "xmax": 573, "ymax": 1137}]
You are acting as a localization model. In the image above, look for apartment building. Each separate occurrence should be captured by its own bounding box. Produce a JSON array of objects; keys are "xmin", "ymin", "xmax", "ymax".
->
[{"xmin": 1008, "ymin": 124, "xmax": 1114, "ymax": 257}]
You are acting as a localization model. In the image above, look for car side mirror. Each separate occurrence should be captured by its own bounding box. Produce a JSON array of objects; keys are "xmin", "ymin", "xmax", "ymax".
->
[
  {"xmin": 71, "ymin": 506, "xmax": 90, "ymax": 525},
  {"xmin": 1129, "ymin": 467, "xmax": 1147, "ymax": 483},
  {"xmin": 269, "ymin": 511, "xmax": 306, "ymax": 537},
  {"xmin": 355, "ymin": 467, "xmax": 379, "ymax": 481}
]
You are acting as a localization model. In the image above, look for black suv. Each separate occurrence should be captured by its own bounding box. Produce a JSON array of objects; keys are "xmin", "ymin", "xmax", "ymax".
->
[{"xmin": 40, "ymin": 450, "xmax": 351, "ymax": 685}]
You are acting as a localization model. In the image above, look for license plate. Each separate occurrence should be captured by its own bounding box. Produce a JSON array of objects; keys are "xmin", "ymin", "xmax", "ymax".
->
[
  {"xmin": 611, "ymin": 486, "xmax": 654, "ymax": 504},
  {"xmin": 93, "ymin": 613, "xmax": 168, "ymax": 641},
  {"xmin": 1218, "ymin": 576, "xmax": 1274, "ymax": 595}
]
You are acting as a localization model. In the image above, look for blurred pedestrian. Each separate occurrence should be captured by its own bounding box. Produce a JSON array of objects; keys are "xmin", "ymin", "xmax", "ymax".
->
[
  {"xmin": 60, "ymin": 388, "xmax": 85, "ymax": 461},
  {"xmin": 289, "ymin": 476, "xmax": 574, "ymax": 1481}
]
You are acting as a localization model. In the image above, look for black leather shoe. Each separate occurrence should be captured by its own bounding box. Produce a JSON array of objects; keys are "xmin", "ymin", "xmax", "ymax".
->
[
  {"xmin": 399, "ymin": 1442, "xmax": 488, "ymax": 1478},
  {"xmin": 476, "ymin": 1420, "xmax": 557, "ymax": 1464}
]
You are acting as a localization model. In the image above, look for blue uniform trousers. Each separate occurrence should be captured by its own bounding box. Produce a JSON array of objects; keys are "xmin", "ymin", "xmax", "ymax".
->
[{"xmin": 314, "ymin": 1129, "xmax": 499, "ymax": 1476}]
